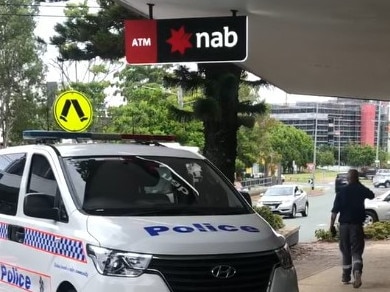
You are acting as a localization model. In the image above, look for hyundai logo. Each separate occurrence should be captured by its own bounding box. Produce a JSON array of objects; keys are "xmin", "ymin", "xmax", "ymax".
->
[{"xmin": 211, "ymin": 265, "xmax": 237, "ymax": 279}]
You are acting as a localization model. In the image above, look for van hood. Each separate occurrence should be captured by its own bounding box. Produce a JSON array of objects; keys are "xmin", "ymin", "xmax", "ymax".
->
[{"xmin": 86, "ymin": 214, "xmax": 285, "ymax": 255}]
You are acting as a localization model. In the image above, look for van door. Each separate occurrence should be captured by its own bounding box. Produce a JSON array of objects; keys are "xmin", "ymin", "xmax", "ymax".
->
[
  {"xmin": 2, "ymin": 152, "xmax": 88, "ymax": 292},
  {"xmin": 0, "ymin": 152, "xmax": 35, "ymax": 291},
  {"xmin": 22, "ymin": 152, "xmax": 89, "ymax": 291}
]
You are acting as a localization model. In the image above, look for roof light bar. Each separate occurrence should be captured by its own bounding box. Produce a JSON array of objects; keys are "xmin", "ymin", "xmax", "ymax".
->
[{"xmin": 22, "ymin": 130, "xmax": 176, "ymax": 142}]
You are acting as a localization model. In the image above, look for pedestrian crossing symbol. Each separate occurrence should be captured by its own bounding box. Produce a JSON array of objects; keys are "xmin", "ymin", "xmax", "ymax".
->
[{"xmin": 53, "ymin": 90, "xmax": 93, "ymax": 132}]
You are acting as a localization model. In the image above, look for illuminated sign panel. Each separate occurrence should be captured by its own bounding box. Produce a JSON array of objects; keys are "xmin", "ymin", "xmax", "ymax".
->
[{"xmin": 125, "ymin": 16, "xmax": 247, "ymax": 64}]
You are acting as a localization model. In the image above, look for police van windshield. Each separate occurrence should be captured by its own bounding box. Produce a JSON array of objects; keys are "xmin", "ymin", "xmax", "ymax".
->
[{"xmin": 62, "ymin": 156, "xmax": 251, "ymax": 216}]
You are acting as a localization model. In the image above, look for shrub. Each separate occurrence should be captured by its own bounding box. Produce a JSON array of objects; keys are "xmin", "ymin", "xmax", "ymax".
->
[
  {"xmin": 315, "ymin": 222, "xmax": 390, "ymax": 242},
  {"xmin": 253, "ymin": 206, "xmax": 284, "ymax": 230},
  {"xmin": 314, "ymin": 228, "xmax": 339, "ymax": 242},
  {"xmin": 364, "ymin": 222, "xmax": 390, "ymax": 240}
]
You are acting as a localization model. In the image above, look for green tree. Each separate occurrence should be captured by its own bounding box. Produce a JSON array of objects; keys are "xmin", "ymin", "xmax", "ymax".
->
[
  {"xmin": 106, "ymin": 65, "xmax": 204, "ymax": 147},
  {"xmin": 164, "ymin": 65, "xmax": 267, "ymax": 181},
  {"xmin": 0, "ymin": 1, "xmax": 46, "ymax": 146},
  {"xmin": 106, "ymin": 86, "xmax": 204, "ymax": 146},
  {"xmin": 236, "ymin": 114, "xmax": 280, "ymax": 175},
  {"xmin": 379, "ymin": 149, "xmax": 389, "ymax": 168},
  {"xmin": 51, "ymin": 0, "xmax": 141, "ymax": 61},
  {"xmin": 268, "ymin": 123, "xmax": 313, "ymax": 172},
  {"xmin": 345, "ymin": 144, "xmax": 376, "ymax": 167},
  {"xmin": 317, "ymin": 150, "xmax": 336, "ymax": 167}
]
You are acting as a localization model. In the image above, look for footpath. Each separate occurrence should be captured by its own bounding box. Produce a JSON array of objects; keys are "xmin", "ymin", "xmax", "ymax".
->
[
  {"xmin": 249, "ymin": 182, "xmax": 390, "ymax": 290},
  {"xmin": 293, "ymin": 241, "xmax": 390, "ymax": 291}
]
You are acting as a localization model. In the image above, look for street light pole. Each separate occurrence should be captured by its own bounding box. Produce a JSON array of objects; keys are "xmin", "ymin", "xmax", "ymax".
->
[
  {"xmin": 375, "ymin": 102, "xmax": 381, "ymax": 168},
  {"xmin": 338, "ymin": 117, "xmax": 341, "ymax": 172},
  {"xmin": 312, "ymin": 103, "xmax": 318, "ymax": 190}
]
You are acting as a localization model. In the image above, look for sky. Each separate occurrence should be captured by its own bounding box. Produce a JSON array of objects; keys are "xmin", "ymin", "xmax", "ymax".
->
[{"xmin": 34, "ymin": 0, "xmax": 334, "ymax": 106}]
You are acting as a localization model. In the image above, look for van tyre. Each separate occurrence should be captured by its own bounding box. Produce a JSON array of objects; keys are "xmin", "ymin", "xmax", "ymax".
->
[
  {"xmin": 58, "ymin": 286, "xmax": 76, "ymax": 292},
  {"xmin": 386, "ymin": 181, "xmax": 390, "ymax": 188},
  {"xmin": 290, "ymin": 205, "xmax": 297, "ymax": 218},
  {"xmin": 301, "ymin": 203, "xmax": 309, "ymax": 217}
]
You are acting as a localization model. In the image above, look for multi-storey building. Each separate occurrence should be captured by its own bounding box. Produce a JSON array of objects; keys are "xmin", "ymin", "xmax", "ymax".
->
[{"xmin": 270, "ymin": 99, "xmax": 389, "ymax": 151}]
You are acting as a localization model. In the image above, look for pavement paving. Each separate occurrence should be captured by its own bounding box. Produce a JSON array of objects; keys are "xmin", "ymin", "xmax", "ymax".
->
[{"xmin": 298, "ymin": 241, "xmax": 390, "ymax": 291}]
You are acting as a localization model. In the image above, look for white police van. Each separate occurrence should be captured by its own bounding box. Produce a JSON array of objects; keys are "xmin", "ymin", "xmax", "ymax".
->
[{"xmin": 0, "ymin": 130, "xmax": 299, "ymax": 292}]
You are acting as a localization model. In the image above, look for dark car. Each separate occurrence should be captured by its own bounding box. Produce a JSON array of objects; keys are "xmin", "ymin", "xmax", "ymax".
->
[
  {"xmin": 359, "ymin": 168, "xmax": 377, "ymax": 180},
  {"xmin": 335, "ymin": 172, "xmax": 348, "ymax": 194}
]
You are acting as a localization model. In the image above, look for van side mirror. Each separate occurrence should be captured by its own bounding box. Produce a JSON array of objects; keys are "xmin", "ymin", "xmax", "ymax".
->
[
  {"xmin": 240, "ymin": 191, "xmax": 252, "ymax": 206},
  {"xmin": 24, "ymin": 193, "xmax": 60, "ymax": 221}
]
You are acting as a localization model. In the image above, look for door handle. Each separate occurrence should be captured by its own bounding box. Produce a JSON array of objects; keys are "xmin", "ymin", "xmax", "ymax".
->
[{"xmin": 7, "ymin": 225, "xmax": 25, "ymax": 243}]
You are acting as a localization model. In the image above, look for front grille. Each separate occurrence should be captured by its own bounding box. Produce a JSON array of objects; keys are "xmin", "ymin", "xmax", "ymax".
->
[
  {"xmin": 264, "ymin": 201, "xmax": 281, "ymax": 205},
  {"xmin": 148, "ymin": 251, "xmax": 279, "ymax": 292},
  {"xmin": 264, "ymin": 203, "xmax": 280, "ymax": 209}
]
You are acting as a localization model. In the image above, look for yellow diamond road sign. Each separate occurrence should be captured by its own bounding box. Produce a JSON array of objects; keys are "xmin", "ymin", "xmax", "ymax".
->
[{"xmin": 53, "ymin": 90, "xmax": 93, "ymax": 132}]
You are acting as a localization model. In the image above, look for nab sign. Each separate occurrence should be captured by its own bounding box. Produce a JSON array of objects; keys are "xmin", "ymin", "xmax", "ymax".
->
[{"xmin": 125, "ymin": 16, "xmax": 247, "ymax": 64}]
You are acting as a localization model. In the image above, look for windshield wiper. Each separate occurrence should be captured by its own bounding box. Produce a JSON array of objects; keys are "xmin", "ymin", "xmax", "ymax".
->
[{"xmin": 85, "ymin": 207, "xmax": 248, "ymax": 216}]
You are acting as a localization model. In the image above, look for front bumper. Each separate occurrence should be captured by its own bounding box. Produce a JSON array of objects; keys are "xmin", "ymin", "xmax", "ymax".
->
[
  {"xmin": 80, "ymin": 273, "xmax": 171, "ymax": 292},
  {"xmin": 269, "ymin": 266, "xmax": 299, "ymax": 292},
  {"xmin": 77, "ymin": 263, "xmax": 299, "ymax": 292},
  {"xmin": 260, "ymin": 203, "xmax": 294, "ymax": 215}
]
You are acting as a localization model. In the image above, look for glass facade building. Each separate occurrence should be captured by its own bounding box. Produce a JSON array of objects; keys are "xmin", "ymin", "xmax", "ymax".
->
[{"xmin": 270, "ymin": 99, "xmax": 389, "ymax": 151}]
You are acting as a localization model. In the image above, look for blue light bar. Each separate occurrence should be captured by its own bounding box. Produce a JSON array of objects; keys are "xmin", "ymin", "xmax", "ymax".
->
[{"xmin": 22, "ymin": 130, "xmax": 175, "ymax": 142}]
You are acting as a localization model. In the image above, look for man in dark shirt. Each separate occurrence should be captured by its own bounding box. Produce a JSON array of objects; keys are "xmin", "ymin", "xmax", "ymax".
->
[{"xmin": 330, "ymin": 168, "xmax": 375, "ymax": 288}]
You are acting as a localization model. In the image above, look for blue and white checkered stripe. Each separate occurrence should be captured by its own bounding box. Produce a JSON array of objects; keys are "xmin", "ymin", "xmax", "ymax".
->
[
  {"xmin": 24, "ymin": 228, "xmax": 86, "ymax": 262},
  {"xmin": 0, "ymin": 222, "xmax": 7, "ymax": 239}
]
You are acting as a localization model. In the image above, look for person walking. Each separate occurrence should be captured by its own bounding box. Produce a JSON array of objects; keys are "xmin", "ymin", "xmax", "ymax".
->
[{"xmin": 329, "ymin": 168, "xmax": 375, "ymax": 288}]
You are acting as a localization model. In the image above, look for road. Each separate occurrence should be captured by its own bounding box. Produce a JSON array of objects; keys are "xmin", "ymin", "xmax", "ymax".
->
[{"xmin": 283, "ymin": 182, "xmax": 387, "ymax": 243}]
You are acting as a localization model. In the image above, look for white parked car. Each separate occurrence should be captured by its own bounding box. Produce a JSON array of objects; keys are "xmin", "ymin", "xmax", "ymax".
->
[
  {"xmin": 365, "ymin": 190, "xmax": 390, "ymax": 225},
  {"xmin": 372, "ymin": 173, "xmax": 390, "ymax": 188},
  {"xmin": 256, "ymin": 184, "xmax": 309, "ymax": 218}
]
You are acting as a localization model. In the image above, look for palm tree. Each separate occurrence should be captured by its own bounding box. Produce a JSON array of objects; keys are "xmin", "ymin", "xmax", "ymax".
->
[{"xmin": 164, "ymin": 63, "xmax": 267, "ymax": 182}]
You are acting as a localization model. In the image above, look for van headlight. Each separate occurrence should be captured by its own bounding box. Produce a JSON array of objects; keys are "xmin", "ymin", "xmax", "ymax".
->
[
  {"xmin": 275, "ymin": 243, "xmax": 294, "ymax": 269},
  {"xmin": 87, "ymin": 245, "xmax": 152, "ymax": 277}
]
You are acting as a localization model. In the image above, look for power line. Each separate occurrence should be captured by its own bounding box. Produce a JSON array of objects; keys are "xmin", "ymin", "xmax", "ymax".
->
[
  {"xmin": 0, "ymin": 2, "xmax": 100, "ymax": 9},
  {"xmin": 0, "ymin": 13, "xmax": 74, "ymax": 18}
]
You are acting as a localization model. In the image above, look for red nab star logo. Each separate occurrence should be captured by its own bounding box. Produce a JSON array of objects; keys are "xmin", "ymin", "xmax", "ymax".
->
[{"xmin": 166, "ymin": 26, "xmax": 193, "ymax": 55}]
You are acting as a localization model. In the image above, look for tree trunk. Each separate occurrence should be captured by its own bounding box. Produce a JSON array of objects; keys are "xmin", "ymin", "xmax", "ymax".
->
[{"xmin": 200, "ymin": 63, "xmax": 241, "ymax": 183}]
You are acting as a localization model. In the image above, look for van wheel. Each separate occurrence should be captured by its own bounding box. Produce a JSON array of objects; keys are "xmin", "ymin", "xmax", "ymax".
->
[
  {"xmin": 58, "ymin": 284, "xmax": 77, "ymax": 292},
  {"xmin": 289, "ymin": 205, "xmax": 297, "ymax": 218},
  {"xmin": 386, "ymin": 181, "xmax": 390, "ymax": 188},
  {"xmin": 301, "ymin": 203, "xmax": 309, "ymax": 217}
]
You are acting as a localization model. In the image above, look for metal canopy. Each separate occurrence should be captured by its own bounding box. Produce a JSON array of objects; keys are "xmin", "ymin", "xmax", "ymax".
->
[{"xmin": 117, "ymin": 0, "xmax": 390, "ymax": 101}]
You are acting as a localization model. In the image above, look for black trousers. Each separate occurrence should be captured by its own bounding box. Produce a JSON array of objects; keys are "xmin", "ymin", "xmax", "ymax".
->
[{"xmin": 339, "ymin": 223, "xmax": 365, "ymax": 275}]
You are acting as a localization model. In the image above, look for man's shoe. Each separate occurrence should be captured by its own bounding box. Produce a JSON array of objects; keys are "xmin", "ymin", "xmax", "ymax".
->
[
  {"xmin": 353, "ymin": 271, "xmax": 362, "ymax": 288},
  {"xmin": 342, "ymin": 273, "xmax": 351, "ymax": 284}
]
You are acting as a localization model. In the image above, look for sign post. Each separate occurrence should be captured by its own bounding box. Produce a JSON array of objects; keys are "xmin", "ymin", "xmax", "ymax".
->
[{"xmin": 53, "ymin": 90, "xmax": 93, "ymax": 132}]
